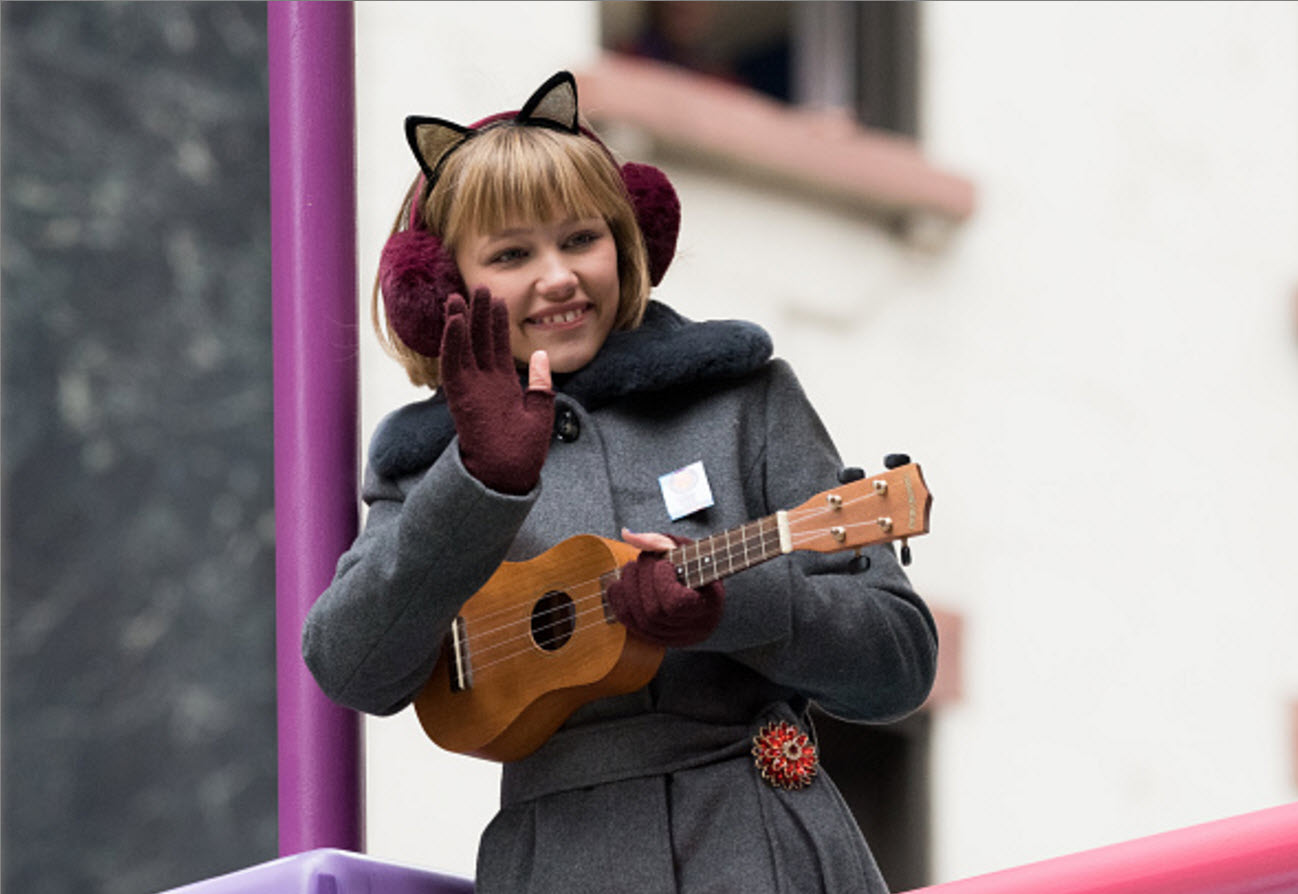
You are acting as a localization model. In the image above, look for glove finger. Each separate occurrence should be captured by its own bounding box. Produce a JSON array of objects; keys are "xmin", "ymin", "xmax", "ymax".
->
[
  {"xmin": 486, "ymin": 292, "xmax": 514, "ymax": 372},
  {"xmin": 644, "ymin": 558, "xmax": 687, "ymax": 623},
  {"xmin": 607, "ymin": 565, "xmax": 649, "ymax": 628},
  {"xmin": 654, "ymin": 566, "xmax": 722, "ymax": 625},
  {"xmin": 439, "ymin": 309, "xmax": 469, "ymax": 386},
  {"xmin": 468, "ymin": 288, "xmax": 497, "ymax": 370},
  {"xmin": 444, "ymin": 292, "xmax": 468, "ymax": 324}
]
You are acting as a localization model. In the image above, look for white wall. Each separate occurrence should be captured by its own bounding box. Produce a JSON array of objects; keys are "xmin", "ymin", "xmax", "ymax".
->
[
  {"xmin": 354, "ymin": 1, "xmax": 1298, "ymax": 884},
  {"xmin": 916, "ymin": 0, "xmax": 1298, "ymax": 882}
]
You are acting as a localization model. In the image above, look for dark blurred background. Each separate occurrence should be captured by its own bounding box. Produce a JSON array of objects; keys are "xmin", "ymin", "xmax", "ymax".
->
[{"xmin": 2, "ymin": 3, "xmax": 277, "ymax": 891}]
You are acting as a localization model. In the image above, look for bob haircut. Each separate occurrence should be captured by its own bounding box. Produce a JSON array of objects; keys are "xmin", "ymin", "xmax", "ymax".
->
[{"xmin": 373, "ymin": 121, "xmax": 653, "ymax": 389}]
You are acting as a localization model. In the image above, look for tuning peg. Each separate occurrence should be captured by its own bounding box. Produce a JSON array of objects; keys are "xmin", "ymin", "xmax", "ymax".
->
[
  {"xmin": 837, "ymin": 466, "xmax": 865, "ymax": 483},
  {"xmin": 900, "ymin": 539, "xmax": 912, "ymax": 566},
  {"xmin": 883, "ymin": 453, "xmax": 911, "ymax": 469}
]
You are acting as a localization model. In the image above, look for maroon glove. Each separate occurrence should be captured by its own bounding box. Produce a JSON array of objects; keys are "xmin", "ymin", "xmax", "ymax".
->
[
  {"xmin": 439, "ymin": 288, "xmax": 554, "ymax": 495},
  {"xmin": 606, "ymin": 538, "xmax": 725, "ymax": 648}
]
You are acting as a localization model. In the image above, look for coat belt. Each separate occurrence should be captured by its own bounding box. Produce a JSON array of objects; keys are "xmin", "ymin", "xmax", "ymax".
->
[{"xmin": 500, "ymin": 703, "xmax": 803, "ymax": 806}]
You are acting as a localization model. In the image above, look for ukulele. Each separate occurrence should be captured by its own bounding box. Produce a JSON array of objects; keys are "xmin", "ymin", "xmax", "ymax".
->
[{"xmin": 414, "ymin": 461, "xmax": 932, "ymax": 762}]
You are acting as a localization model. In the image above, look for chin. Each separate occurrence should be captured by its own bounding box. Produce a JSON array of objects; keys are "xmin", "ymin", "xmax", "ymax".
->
[{"xmin": 546, "ymin": 345, "xmax": 600, "ymax": 375}]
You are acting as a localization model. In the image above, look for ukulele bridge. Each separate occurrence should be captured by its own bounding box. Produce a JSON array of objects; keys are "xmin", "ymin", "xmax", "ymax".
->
[{"xmin": 446, "ymin": 615, "xmax": 472, "ymax": 693}]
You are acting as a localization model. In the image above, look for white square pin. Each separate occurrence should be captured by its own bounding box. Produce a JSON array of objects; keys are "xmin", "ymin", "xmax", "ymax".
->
[{"xmin": 658, "ymin": 460, "xmax": 715, "ymax": 520}]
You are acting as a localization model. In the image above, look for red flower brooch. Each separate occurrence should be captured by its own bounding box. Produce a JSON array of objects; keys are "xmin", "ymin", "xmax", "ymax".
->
[{"xmin": 752, "ymin": 720, "xmax": 818, "ymax": 790}]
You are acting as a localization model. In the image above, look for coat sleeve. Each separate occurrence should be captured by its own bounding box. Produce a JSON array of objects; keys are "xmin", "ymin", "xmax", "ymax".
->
[
  {"xmin": 695, "ymin": 360, "xmax": 938, "ymax": 723},
  {"xmin": 301, "ymin": 442, "xmax": 537, "ymax": 715}
]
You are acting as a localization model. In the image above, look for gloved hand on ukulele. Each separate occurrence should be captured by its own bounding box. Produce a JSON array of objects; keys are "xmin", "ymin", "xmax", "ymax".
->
[
  {"xmin": 607, "ymin": 529, "xmax": 725, "ymax": 648},
  {"xmin": 440, "ymin": 288, "xmax": 555, "ymax": 495}
]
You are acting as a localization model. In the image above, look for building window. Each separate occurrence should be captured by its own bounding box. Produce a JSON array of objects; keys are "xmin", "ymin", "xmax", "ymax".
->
[{"xmin": 601, "ymin": 1, "xmax": 920, "ymax": 138}]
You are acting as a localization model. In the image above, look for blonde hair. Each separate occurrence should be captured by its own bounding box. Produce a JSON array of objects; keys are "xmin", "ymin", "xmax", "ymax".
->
[{"xmin": 373, "ymin": 122, "xmax": 653, "ymax": 388}]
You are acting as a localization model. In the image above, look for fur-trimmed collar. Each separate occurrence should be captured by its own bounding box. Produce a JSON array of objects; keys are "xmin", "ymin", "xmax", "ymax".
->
[{"xmin": 369, "ymin": 301, "xmax": 773, "ymax": 479}]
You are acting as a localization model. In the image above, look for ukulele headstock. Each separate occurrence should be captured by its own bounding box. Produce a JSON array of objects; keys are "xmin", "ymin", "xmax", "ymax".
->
[{"xmin": 787, "ymin": 462, "xmax": 931, "ymax": 556}]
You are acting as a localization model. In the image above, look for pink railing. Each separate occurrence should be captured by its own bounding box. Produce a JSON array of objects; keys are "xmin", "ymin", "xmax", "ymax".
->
[{"xmin": 906, "ymin": 801, "xmax": 1298, "ymax": 894}]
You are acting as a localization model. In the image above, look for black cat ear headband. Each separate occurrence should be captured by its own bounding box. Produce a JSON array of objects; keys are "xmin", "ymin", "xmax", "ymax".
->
[{"xmin": 378, "ymin": 71, "xmax": 681, "ymax": 357}]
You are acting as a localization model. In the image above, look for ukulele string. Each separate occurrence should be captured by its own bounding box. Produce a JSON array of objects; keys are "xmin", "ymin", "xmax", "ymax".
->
[
  {"xmin": 452, "ymin": 568, "xmax": 612, "ymax": 645},
  {"xmin": 784, "ymin": 489, "xmax": 884, "ymax": 523},
  {"xmin": 783, "ymin": 490, "xmax": 891, "ymax": 543},
  {"xmin": 459, "ymin": 530, "xmax": 786, "ymax": 682},
  {"xmin": 458, "ymin": 536, "xmax": 773, "ymax": 677},
  {"xmin": 456, "ymin": 574, "xmax": 619, "ymax": 662},
  {"xmin": 455, "ymin": 520, "xmax": 782, "ymax": 652},
  {"xmin": 459, "ymin": 590, "xmax": 618, "ymax": 680},
  {"xmin": 452, "ymin": 491, "xmax": 889, "ymax": 679}
]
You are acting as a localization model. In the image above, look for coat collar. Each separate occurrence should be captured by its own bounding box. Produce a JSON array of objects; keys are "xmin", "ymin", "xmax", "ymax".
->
[{"xmin": 369, "ymin": 301, "xmax": 773, "ymax": 479}]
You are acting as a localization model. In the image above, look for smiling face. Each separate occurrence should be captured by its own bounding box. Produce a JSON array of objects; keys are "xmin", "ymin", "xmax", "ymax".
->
[
  {"xmin": 454, "ymin": 214, "xmax": 621, "ymax": 373},
  {"xmin": 420, "ymin": 125, "xmax": 653, "ymax": 383}
]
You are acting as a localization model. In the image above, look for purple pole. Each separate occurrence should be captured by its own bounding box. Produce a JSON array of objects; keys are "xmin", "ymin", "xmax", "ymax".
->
[{"xmin": 268, "ymin": 1, "xmax": 362, "ymax": 855}]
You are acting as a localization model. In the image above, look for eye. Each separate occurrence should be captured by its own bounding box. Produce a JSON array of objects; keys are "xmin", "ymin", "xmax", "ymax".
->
[
  {"xmin": 564, "ymin": 229, "xmax": 603, "ymax": 250},
  {"xmin": 488, "ymin": 245, "xmax": 528, "ymax": 266}
]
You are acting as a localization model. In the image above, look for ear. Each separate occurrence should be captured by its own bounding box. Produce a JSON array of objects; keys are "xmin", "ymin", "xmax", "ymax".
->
[
  {"xmin": 516, "ymin": 71, "xmax": 579, "ymax": 133},
  {"xmin": 405, "ymin": 116, "xmax": 472, "ymax": 180}
]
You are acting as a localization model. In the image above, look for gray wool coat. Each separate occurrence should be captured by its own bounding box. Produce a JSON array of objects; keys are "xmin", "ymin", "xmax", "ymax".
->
[{"xmin": 302, "ymin": 302, "xmax": 938, "ymax": 893}]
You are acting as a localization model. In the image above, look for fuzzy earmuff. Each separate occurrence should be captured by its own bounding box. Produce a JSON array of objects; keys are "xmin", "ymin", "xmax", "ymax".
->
[
  {"xmin": 620, "ymin": 162, "xmax": 680, "ymax": 288},
  {"xmin": 379, "ymin": 71, "xmax": 681, "ymax": 358},
  {"xmin": 378, "ymin": 226, "xmax": 465, "ymax": 358}
]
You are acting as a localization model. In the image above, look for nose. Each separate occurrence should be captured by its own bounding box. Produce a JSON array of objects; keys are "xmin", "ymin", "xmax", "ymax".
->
[{"xmin": 536, "ymin": 249, "xmax": 578, "ymax": 300}]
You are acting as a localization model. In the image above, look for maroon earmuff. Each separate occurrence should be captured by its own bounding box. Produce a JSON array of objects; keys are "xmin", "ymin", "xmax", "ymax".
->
[{"xmin": 378, "ymin": 71, "xmax": 680, "ymax": 358}]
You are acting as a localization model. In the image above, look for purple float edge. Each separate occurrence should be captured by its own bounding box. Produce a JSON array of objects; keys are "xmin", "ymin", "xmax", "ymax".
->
[
  {"xmin": 268, "ymin": 1, "xmax": 363, "ymax": 855},
  {"xmin": 158, "ymin": 849, "xmax": 474, "ymax": 894}
]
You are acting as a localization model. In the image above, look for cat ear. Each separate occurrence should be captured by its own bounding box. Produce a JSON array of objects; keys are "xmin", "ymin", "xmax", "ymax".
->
[
  {"xmin": 404, "ymin": 116, "xmax": 473, "ymax": 180},
  {"xmin": 516, "ymin": 71, "xmax": 579, "ymax": 133}
]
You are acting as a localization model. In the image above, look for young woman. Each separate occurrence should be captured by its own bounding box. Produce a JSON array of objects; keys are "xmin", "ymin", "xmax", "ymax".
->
[{"xmin": 303, "ymin": 71, "xmax": 937, "ymax": 893}]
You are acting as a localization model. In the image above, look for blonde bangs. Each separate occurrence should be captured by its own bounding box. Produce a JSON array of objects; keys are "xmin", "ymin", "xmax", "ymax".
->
[
  {"xmin": 438, "ymin": 127, "xmax": 619, "ymax": 246},
  {"xmin": 425, "ymin": 124, "xmax": 650, "ymax": 335}
]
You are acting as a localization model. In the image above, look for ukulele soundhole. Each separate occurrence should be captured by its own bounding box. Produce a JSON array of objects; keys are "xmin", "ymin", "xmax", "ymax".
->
[{"xmin": 531, "ymin": 590, "xmax": 577, "ymax": 652}]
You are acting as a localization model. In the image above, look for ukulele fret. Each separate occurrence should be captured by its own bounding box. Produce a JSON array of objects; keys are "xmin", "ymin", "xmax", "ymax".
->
[{"xmin": 674, "ymin": 516, "xmax": 785, "ymax": 589}]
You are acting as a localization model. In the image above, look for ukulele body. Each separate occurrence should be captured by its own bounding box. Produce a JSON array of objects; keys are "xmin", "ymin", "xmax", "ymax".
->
[{"xmin": 415, "ymin": 534, "xmax": 665, "ymax": 762}]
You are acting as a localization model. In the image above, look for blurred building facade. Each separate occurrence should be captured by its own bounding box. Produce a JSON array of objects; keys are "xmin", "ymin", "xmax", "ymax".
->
[{"xmin": 355, "ymin": 2, "xmax": 1298, "ymax": 887}]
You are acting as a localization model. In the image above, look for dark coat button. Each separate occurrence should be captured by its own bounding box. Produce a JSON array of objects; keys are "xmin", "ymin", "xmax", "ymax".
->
[{"xmin": 554, "ymin": 407, "xmax": 581, "ymax": 442}]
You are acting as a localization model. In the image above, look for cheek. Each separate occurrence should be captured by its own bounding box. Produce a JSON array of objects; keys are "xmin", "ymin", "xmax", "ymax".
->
[
  {"xmin": 455, "ymin": 250, "xmax": 500, "ymax": 297},
  {"xmin": 592, "ymin": 244, "xmax": 622, "ymax": 299},
  {"xmin": 459, "ymin": 266, "xmax": 521, "ymax": 316},
  {"xmin": 454, "ymin": 255, "xmax": 487, "ymax": 293}
]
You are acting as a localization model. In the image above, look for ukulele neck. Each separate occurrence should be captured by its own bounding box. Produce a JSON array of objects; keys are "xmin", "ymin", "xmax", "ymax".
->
[{"xmin": 666, "ymin": 512, "xmax": 790, "ymax": 589}]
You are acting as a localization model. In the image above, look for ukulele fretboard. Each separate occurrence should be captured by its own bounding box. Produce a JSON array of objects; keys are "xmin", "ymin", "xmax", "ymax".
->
[{"xmin": 667, "ymin": 512, "xmax": 789, "ymax": 589}]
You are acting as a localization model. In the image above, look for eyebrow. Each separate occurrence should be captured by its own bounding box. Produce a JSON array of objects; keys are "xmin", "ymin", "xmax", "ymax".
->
[
  {"xmin": 484, "ymin": 217, "xmax": 601, "ymax": 241},
  {"xmin": 485, "ymin": 228, "xmax": 531, "ymax": 241}
]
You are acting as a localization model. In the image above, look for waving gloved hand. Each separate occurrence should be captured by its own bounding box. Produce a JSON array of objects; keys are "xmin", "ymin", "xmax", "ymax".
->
[
  {"xmin": 439, "ymin": 288, "xmax": 554, "ymax": 495},
  {"xmin": 606, "ymin": 529, "xmax": 726, "ymax": 648}
]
